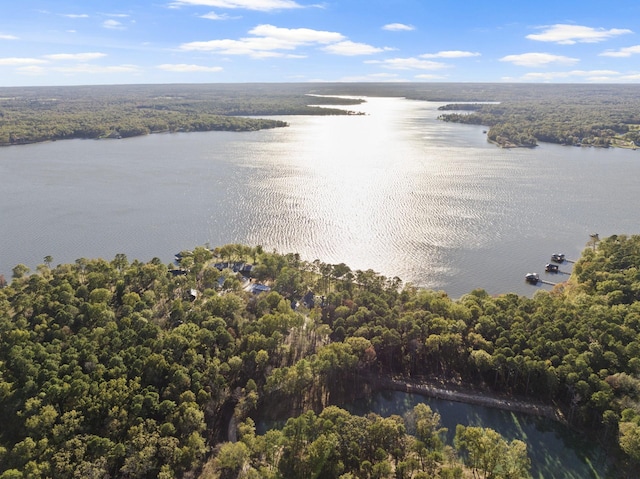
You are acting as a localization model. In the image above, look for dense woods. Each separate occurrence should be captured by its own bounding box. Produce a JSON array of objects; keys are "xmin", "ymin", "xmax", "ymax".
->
[
  {"xmin": 304, "ymin": 82, "xmax": 640, "ymax": 149},
  {"xmin": 2, "ymin": 235, "xmax": 640, "ymax": 477},
  {"xmin": 3, "ymin": 83, "xmax": 640, "ymax": 149},
  {"xmin": 434, "ymin": 85, "xmax": 640, "ymax": 148},
  {"xmin": 0, "ymin": 84, "xmax": 363, "ymax": 146}
]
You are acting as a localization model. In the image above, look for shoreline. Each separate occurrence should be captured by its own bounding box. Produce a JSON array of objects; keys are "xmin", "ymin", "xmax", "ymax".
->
[
  {"xmin": 368, "ymin": 375, "xmax": 566, "ymax": 423},
  {"xmin": 0, "ymin": 123, "xmax": 289, "ymax": 148}
]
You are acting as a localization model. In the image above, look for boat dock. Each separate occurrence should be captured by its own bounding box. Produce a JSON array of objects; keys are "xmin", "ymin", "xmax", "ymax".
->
[{"xmin": 525, "ymin": 251, "xmax": 574, "ymax": 287}]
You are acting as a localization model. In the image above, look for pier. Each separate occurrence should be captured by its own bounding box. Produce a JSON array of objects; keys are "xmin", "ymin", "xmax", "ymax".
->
[{"xmin": 526, "ymin": 251, "xmax": 576, "ymax": 287}]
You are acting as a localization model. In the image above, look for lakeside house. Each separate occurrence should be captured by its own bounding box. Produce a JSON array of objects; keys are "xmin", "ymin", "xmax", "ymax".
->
[
  {"xmin": 244, "ymin": 282, "xmax": 271, "ymax": 294},
  {"xmin": 213, "ymin": 262, "xmax": 253, "ymax": 275}
]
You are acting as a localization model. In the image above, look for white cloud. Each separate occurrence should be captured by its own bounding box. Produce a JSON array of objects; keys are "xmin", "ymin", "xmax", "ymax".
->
[
  {"xmin": 382, "ymin": 23, "xmax": 414, "ymax": 32},
  {"xmin": 103, "ymin": 19, "xmax": 125, "ymax": 30},
  {"xmin": 44, "ymin": 53, "xmax": 107, "ymax": 61},
  {"xmin": 369, "ymin": 73, "xmax": 401, "ymax": 79},
  {"xmin": 157, "ymin": 63, "xmax": 223, "ymax": 72},
  {"xmin": 415, "ymin": 74, "xmax": 447, "ymax": 80},
  {"xmin": 586, "ymin": 75, "xmax": 620, "ymax": 82},
  {"xmin": 0, "ymin": 57, "xmax": 48, "ymax": 66},
  {"xmin": 365, "ymin": 57, "xmax": 448, "ymax": 70},
  {"xmin": 54, "ymin": 63, "xmax": 140, "ymax": 74},
  {"xmin": 499, "ymin": 52, "xmax": 579, "ymax": 67},
  {"xmin": 421, "ymin": 50, "xmax": 480, "ymax": 59},
  {"xmin": 526, "ymin": 24, "xmax": 632, "ymax": 45},
  {"xmin": 17, "ymin": 66, "xmax": 47, "ymax": 75},
  {"xmin": 181, "ymin": 39, "xmax": 263, "ymax": 54},
  {"xmin": 61, "ymin": 14, "xmax": 89, "ymax": 18},
  {"xmin": 249, "ymin": 24, "xmax": 343, "ymax": 44},
  {"xmin": 180, "ymin": 24, "xmax": 344, "ymax": 57},
  {"xmin": 518, "ymin": 70, "xmax": 620, "ymax": 82},
  {"xmin": 200, "ymin": 11, "xmax": 237, "ymax": 20},
  {"xmin": 600, "ymin": 45, "xmax": 640, "ymax": 57},
  {"xmin": 0, "ymin": 34, "xmax": 18, "ymax": 40},
  {"xmin": 179, "ymin": 38, "xmax": 295, "ymax": 57},
  {"xmin": 322, "ymin": 41, "xmax": 388, "ymax": 56},
  {"xmin": 172, "ymin": 0, "xmax": 302, "ymax": 11},
  {"xmin": 338, "ymin": 73, "xmax": 406, "ymax": 82}
]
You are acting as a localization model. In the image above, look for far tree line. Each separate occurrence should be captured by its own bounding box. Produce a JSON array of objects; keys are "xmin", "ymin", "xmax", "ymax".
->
[
  {"xmin": 0, "ymin": 84, "xmax": 363, "ymax": 146},
  {"xmin": 437, "ymin": 100, "xmax": 640, "ymax": 148},
  {"xmin": 4, "ymin": 82, "xmax": 640, "ymax": 150}
]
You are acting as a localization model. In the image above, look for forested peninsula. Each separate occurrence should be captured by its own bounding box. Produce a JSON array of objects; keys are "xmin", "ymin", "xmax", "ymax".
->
[
  {"xmin": 433, "ymin": 84, "xmax": 640, "ymax": 149},
  {"xmin": 307, "ymin": 82, "xmax": 640, "ymax": 149},
  {"xmin": 2, "ymin": 235, "xmax": 640, "ymax": 478},
  {"xmin": 0, "ymin": 84, "xmax": 363, "ymax": 146},
  {"xmin": 3, "ymin": 83, "xmax": 640, "ymax": 149}
]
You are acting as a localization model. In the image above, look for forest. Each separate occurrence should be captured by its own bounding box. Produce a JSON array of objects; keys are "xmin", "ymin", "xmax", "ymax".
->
[
  {"xmin": 2, "ymin": 82, "xmax": 640, "ymax": 149},
  {"xmin": 436, "ymin": 101, "xmax": 640, "ymax": 148},
  {"xmin": 0, "ymin": 84, "xmax": 363, "ymax": 146},
  {"xmin": 1, "ymin": 235, "xmax": 640, "ymax": 478},
  {"xmin": 432, "ymin": 83, "xmax": 640, "ymax": 148},
  {"xmin": 306, "ymin": 82, "xmax": 640, "ymax": 149}
]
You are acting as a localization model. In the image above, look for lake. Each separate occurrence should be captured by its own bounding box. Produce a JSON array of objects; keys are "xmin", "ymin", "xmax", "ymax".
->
[
  {"xmin": 1, "ymin": 96, "xmax": 639, "ymax": 298},
  {"xmin": 347, "ymin": 390, "xmax": 609, "ymax": 479},
  {"xmin": 1, "ymin": 95, "xmax": 629, "ymax": 475}
]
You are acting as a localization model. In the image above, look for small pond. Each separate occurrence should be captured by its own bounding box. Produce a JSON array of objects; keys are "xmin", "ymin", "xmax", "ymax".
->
[{"xmin": 346, "ymin": 390, "xmax": 611, "ymax": 479}]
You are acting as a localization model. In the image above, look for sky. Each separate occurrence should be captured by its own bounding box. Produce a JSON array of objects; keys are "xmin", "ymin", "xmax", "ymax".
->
[{"xmin": 2, "ymin": 0, "xmax": 640, "ymax": 86}]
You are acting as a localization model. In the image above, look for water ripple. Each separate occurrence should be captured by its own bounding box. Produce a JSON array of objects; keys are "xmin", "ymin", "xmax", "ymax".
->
[{"xmin": 2, "ymin": 98, "xmax": 639, "ymax": 298}]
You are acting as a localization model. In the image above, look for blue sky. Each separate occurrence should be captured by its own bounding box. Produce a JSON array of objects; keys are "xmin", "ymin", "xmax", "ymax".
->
[{"xmin": 2, "ymin": 0, "xmax": 640, "ymax": 86}]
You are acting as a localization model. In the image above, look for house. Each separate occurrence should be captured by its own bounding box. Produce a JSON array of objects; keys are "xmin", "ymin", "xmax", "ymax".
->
[
  {"xmin": 168, "ymin": 268, "xmax": 187, "ymax": 276},
  {"xmin": 213, "ymin": 262, "xmax": 253, "ymax": 275},
  {"xmin": 302, "ymin": 290, "xmax": 315, "ymax": 308},
  {"xmin": 245, "ymin": 283, "xmax": 271, "ymax": 294}
]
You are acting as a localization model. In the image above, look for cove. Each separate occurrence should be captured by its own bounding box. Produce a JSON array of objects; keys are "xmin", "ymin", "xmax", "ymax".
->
[{"xmin": 346, "ymin": 390, "xmax": 609, "ymax": 479}]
